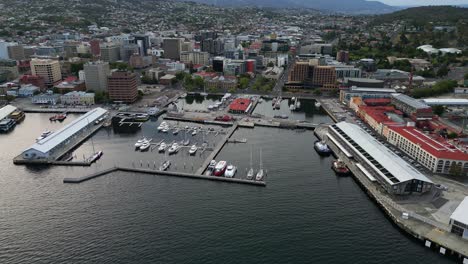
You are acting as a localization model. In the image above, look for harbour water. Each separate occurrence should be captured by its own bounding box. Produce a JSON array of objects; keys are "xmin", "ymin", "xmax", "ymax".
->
[{"xmin": 0, "ymin": 100, "xmax": 453, "ymax": 263}]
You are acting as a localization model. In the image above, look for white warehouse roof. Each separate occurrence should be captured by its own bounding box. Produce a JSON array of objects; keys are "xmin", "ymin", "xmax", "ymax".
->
[
  {"xmin": 421, "ymin": 98, "xmax": 468, "ymax": 106},
  {"xmin": 24, "ymin": 107, "xmax": 107, "ymax": 154},
  {"xmin": 332, "ymin": 122, "xmax": 433, "ymax": 185},
  {"xmin": 0, "ymin": 105, "xmax": 18, "ymax": 121},
  {"xmin": 451, "ymin": 196, "xmax": 468, "ymax": 225}
]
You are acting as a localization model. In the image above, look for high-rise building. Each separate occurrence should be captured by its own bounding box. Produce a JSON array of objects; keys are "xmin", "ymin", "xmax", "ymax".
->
[
  {"xmin": 30, "ymin": 59, "xmax": 62, "ymax": 87},
  {"xmin": 163, "ymin": 38, "xmax": 183, "ymax": 60},
  {"xmin": 107, "ymin": 71, "xmax": 138, "ymax": 103},
  {"xmin": 7, "ymin": 45, "xmax": 25, "ymax": 60},
  {"xmin": 0, "ymin": 59, "xmax": 19, "ymax": 79},
  {"xmin": 84, "ymin": 61, "xmax": 110, "ymax": 92},
  {"xmin": 134, "ymin": 34, "xmax": 150, "ymax": 56},
  {"xmin": 63, "ymin": 42, "xmax": 78, "ymax": 58},
  {"xmin": 201, "ymin": 38, "xmax": 214, "ymax": 54},
  {"xmin": 181, "ymin": 41, "xmax": 193, "ymax": 52},
  {"xmin": 336, "ymin": 50, "xmax": 350, "ymax": 63},
  {"xmin": 180, "ymin": 51, "xmax": 210, "ymax": 65},
  {"xmin": 288, "ymin": 61, "xmax": 309, "ymax": 83},
  {"xmin": 120, "ymin": 43, "xmax": 140, "ymax": 62},
  {"xmin": 100, "ymin": 44, "xmax": 120, "ymax": 62},
  {"xmin": 312, "ymin": 66, "xmax": 337, "ymax": 88},
  {"xmin": 0, "ymin": 40, "xmax": 17, "ymax": 59},
  {"xmin": 90, "ymin": 39, "xmax": 101, "ymax": 56}
]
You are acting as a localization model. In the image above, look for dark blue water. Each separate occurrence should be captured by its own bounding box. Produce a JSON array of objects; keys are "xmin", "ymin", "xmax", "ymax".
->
[{"xmin": 0, "ymin": 110, "xmax": 452, "ymax": 263}]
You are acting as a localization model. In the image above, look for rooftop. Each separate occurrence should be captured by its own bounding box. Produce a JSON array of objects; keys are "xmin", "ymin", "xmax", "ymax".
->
[
  {"xmin": 332, "ymin": 122, "xmax": 433, "ymax": 185},
  {"xmin": 359, "ymin": 105, "xmax": 404, "ymax": 125},
  {"xmin": 24, "ymin": 108, "xmax": 107, "ymax": 154},
  {"xmin": 422, "ymin": 98, "xmax": 468, "ymax": 106},
  {"xmin": 392, "ymin": 94, "xmax": 431, "ymax": 110},
  {"xmin": 389, "ymin": 126, "xmax": 468, "ymax": 161},
  {"xmin": 349, "ymin": 87, "xmax": 396, "ymax": 93},
  {"xmin": 229, "ymin": 98, "xmax": 251, "ymax": 112},
  {"xmin": 451, "ymin": 196, "xmax": 468, "ymax": 225},
  {"xmin": 0, "ymin": 105, "xmax": 17, "ymax": 121}
]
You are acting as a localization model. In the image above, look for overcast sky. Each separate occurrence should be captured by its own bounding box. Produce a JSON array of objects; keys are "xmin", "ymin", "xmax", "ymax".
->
[{"xmin": 378, "ymin": 0, "xmax": 468, "ymax": 5}]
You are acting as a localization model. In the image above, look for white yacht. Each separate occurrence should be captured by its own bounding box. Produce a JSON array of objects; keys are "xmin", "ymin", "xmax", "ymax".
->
[
  {"xmin": 314, "ymin": 101, "xmax": 321, "ymax": 108},
  {"xmin": 158, "ymin": 142, "xmax": 167, "ymax": 152},
  {"xmin": 208, "ymin": 160, "xmax": 216, "ymax": 171},
  {"xmin": 289, "ymin": 104, "xmax": 296, "ymax": 111},
  {"xmin": 134, "ymin": 138, "xmax": 146, "ymax": 148},
  {"xmin": 159, "ymin": 160, "xmax": 171, "ymax": 171},
  {"xmin": 168, "ymin": 143, "xmax": 179, "ymax": 154},
  {"xmin": 255, "ymin": 169, "xmax": 265, "ymax": 181},
  {"xmin": 189, "ymin": 144, "xmax": 198, "ymax": 155},
  {"xmin": 256, "ymin": 149, "xmax": 265, "ymax": 181},
  {"xmin": 139, "ymin": 142, "xmax": 151, "ymax": 151},
  {"xmin": 173, "ymin": 128, "xmax": 180, "ymax": 135},
  {"xmin": 224, "ymin": 165, "xmax": 237, "ymax": 178},
  {"xmin": 191, "ymin": 129, "xmax": 197, "ymax": 136},
  {"xmin": 162, "ymin": 127, "xmax": 170, "ymax": 133}
]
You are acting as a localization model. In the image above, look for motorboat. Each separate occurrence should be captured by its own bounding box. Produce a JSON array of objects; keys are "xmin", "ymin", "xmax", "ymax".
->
[
  {"xmin": 191, "ymin": 129, "xmax": 197, "ymax": 136},
  {"xmin": 296, "ymin": 101, "xmax": 301, "ymax": 109},
  {"xmin": 134, "ymin": 138, "xmax": 147, "ymax": 148},
  {"xmin": 185, "ymin": 125, "xmax": 189, "ymax": 130},
  {"xmin": 208, "ymin": 160, "xmax": 217, "ymax": 171},
  {"xmin": 258, "ymin": 98, "xmax": 264, "ymax": 103},
  {"xmin": 189, "ymin": 144, "xmax": 198, "ymax": 155},
  {"xmin": 36, "ymin": 130, "xmax": 53, "ymax": 142},
  {"xmin": 314, "ymin": 101, "xmax": 321, "ymax": 108},
  {"xmin": 168, "ymin": 143, "xmax": 179, "ymax": 154},
  {"xmin": 224, "ymin": 165, "xmax": 237, "ymax": 178},
  {"xmin": 49, "ymin": 113, "xmax": 67, "ymax": 122},
  {"xmin": 139, "ymin": 142, "xmax": 151, "ymax": 151},
  {"xmin": 314, "ymin": 140, "xmax": 332, "ymax": 156},
  {"xmin": 159, "ymin": 160, "xmax": 171, "ymax": 171},
  {"xmin": 208, "ymin": 105, "xmax": 215, "ymax": 110},
  {"xmin": 158, "ymin": 142, "xmax": 167, "ymax": 152},
  {"xmin": 162, "ymin": 127, "xmax": 170, "ymax": 133},
  {"xmin": 183, "ymin": 139, "xmax": 190, "ymax": 146},
  {"xmin": 180, "ymin": 93, "xmax": 187, "ymax": 98},
  {"xmin": 173, "ymin": 128, "xmax": 180, "ymax": 135},
  {"xmin": 289, "ymin": 104, "xmax": 296, "ymax": 111},
  {"xmin": 332, "ymin": 159, "xmax": 350, "ymax": 176},
  {"xmin": 213, "ymin": 161, "xmax": 228, "ymax": 176},
  {"xmin": 87, "ymin": 151, "xmax": 103, "ymax": 163}
]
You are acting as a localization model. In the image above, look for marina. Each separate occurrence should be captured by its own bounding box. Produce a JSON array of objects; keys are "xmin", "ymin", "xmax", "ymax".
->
[{"xmin": 0, "ymin": 108, "xmax": 457, "ymax": 263}]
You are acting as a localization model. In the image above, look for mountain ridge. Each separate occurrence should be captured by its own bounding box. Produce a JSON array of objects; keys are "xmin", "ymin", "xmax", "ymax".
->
[{"xmin": 180, "ymin": 0, "xmax": 398, "ymax": 14}]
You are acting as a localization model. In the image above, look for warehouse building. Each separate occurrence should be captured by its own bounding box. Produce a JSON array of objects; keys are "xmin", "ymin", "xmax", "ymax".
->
[
  {"xmin": 21, "ymin": 107, "xmax": 107, "ymax": 160},
  {"xmin": 450, "ymin": 197, "xmax": 468, "ymax": 240},
  {"xmin": 387, "ymin": 126, "xmax": 468, "ymax": 176},
  {"xmin": 391, "ymin": 94, "xmax": 433, "ymax": 120},
  {"xmin": 327, "ymin": 122, "xmax": 433, "ymax": 195}
]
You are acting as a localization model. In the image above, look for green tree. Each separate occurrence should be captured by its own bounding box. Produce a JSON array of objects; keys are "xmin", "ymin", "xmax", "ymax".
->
[
  {"xmin": 267, "ymin": 61, "xmax": 275, "ymax": 68},
  {"xmin": 193, "ymin": 76, "xmax": 204, "ymax": 89},
  {"xmin": 239, "ymin": 77, "xmax": 249, "ymax": 89},
  {"xmin": 437, "ymin": 65, "xmax": 449, "ymax": 77},
  {"xmin": 70, "ymin": 62, "xmax": 84, "ymax": 76},
  {"xmin": 432, "ymin": 105, "xmax": 445, "ymax": 116}
]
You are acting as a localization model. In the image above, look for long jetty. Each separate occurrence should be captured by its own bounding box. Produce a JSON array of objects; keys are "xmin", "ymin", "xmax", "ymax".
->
[
  {"xmin": 63, "ymin": 166, "xmax": 266, "ymax": 186},
  {"xmin": 196, "ymin": 123, "xmax": 238, "ymax": 175}
]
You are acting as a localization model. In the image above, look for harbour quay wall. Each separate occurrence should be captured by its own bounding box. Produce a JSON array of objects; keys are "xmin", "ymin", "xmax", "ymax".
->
[{"xmin": 316, "ymin": 130, "xmax": 468, "ymax": 263}]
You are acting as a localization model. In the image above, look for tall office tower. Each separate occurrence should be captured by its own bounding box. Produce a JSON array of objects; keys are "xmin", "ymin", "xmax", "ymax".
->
[
  {"xmin": 107, "ymin": 71, "xmax": 138, "ymax": 103},
  {"xmin": 30, "ymin": 59, "xmax": 62, "ymax": 87},
  {"xmin": 90, "ymin": 39, "xmax": 101, "ymax": 56},
  {"xmin": 100, "ymin": 44, "xmax": 120, "ymax": 62},
  {"xmin": 84, "ymin": 61, "xmax": 110, "ymax": 92},
  {"xmin": 163, "ymin": 38, "xmax": 183, "ymax": 60},
  {"xmin": 134, "ymin": 34, "xmax": 150, "ymax": 56},
  {"xmin": 7, "ymin": 45, "xmax": 25, "ymax": 60}
]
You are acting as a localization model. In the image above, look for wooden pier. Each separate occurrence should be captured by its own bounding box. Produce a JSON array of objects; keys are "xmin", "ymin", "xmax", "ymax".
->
[
  {"xmin": 63, "ymin": 166, "xmax": 266, "ymax": 186},
  {"xmin": 196, "ymin": 123, "xmax": 238, "ymax": 175}
]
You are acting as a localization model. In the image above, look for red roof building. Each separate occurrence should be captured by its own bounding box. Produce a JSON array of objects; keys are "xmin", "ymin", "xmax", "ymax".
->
[
  {"xmin": 228, "ymin": 98, "xmax": 252, "ymax": 114},
  {"xmin": 387, "ymin": 126, "xmax": 468, "ymax": 175},
  {"xmin": 20, "ymin": 75, "xmax": 46, "ymax": 91},
  {"xmin": 357, "ymin": 105, "xmax": 406, "ymax": 137},
  {"xmin": 363, "ymin": 98, "xmax": 391, "ymax": 106}
]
